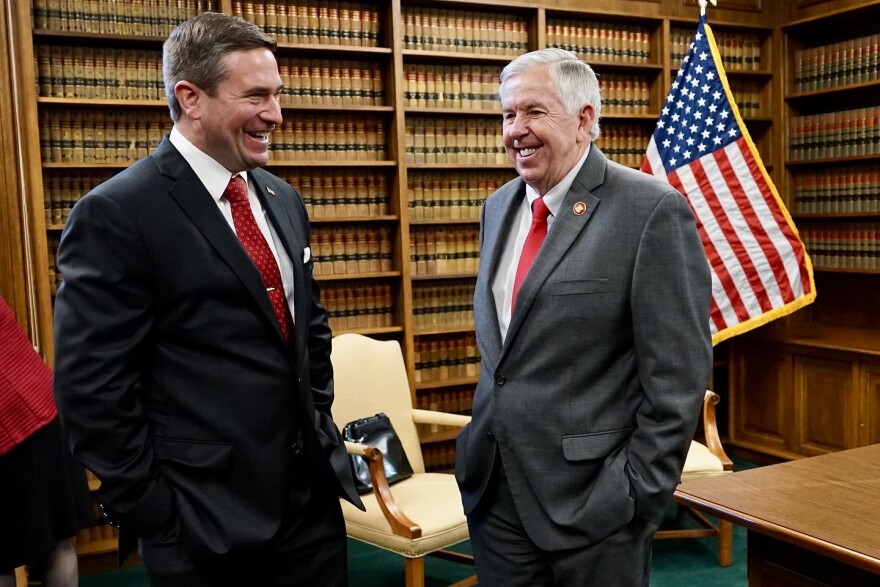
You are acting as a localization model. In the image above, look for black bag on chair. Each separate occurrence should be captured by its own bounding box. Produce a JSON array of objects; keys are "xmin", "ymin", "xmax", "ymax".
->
[{"xmin": 342, "ymin": 412, "xmax": 414, "ymax": 494}]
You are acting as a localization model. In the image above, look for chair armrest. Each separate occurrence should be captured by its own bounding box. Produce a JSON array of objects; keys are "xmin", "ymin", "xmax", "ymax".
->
[
  {"xmin": 411, "ymin": 409, "xmax": 471, "ymax": 428},
  {"xmin": 703, "ymin": 390, "xmax": 734, "ymax": 471},
  {"xmin": 343, "ymin": 441, "xmax": 422, "ymax": 540}
]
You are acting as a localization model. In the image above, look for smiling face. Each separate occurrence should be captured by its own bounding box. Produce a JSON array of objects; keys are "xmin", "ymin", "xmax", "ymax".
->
[
  {"xmin": 177, "ymin": 48, "xmax": 283, "ymax": 172},
  {"xmin": 501, "ymin": 65, "xmax": 594, "ymax": 196}
]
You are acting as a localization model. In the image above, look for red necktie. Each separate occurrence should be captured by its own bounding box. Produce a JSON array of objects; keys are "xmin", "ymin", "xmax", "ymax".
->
[
  {"xmin": 225, "ymin": 175, "xmax": 291, "ymax": 341},
  {"xmin": 512, "ymin": 196, "xmax": 550, "ymax": 311}
]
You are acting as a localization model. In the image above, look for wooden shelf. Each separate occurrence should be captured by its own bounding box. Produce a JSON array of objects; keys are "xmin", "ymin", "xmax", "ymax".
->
[
  {"xmin": 416, "ymin": 376, "xmax": 479, "ymax": 391},
  {"xmin": 310, "ymin": 215, "xmax": 398, "ymax": 224},
  {"xmin": 743, "ymin": 323, "xmax": 880, "ymax": 358},
  {"xmin": 414, "ymin": 324, "xmax": 475, "ymax": 336},
  {"xmin": 411, "ymin": 273, "xmax": 478, "ymax": 281},
  {"xmin": 73, "ymin": 537, "xmax": 118, "ymax": 557},
  {"xmin": 315, "ymin": 271, "xmax": 401, "ymax": 282}
]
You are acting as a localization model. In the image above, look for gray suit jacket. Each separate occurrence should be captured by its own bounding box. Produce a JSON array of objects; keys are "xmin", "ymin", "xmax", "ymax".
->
[{"xmin": 455, "ymin": 146, "xmax": 712, "ymax": 551}]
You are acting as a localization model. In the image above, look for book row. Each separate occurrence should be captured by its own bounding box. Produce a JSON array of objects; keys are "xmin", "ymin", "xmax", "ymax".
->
[
  {"xmin": 793, "ymin": 33, "xmax": 880, "ymax": 92},
  {"xmin": 412, "ymin": 281, "xmax": 475, "ymax": 330},
  {"xmin": 415, "ymin": 389, "xmax": 475, "ymax": 420},
  {"xmin": 73, "ymin": 497, "xmax": 118, "ymax": 546},
  {"xmin": 793, "ymin": 166, "xmax": 880, "ymax": 215},
  {"xmin": 310, "ymin": 226, "xmax": 394, "ymax": 277},
  {"xmin": 421, "ymin": 442, "xmax": 458, "ymax": 472},
  {"xmin": 594, "ymin": 126, "xmax": 653, "ymax": 169},
  {"xmin": 414, "ymin": 334, "xmax": 480, "ymax": 384},
  {"xmin": 39, "ymin": 111, "xmax": 170, "ymax": 164},
  {"xmin": 35, "ymin": 46, "xmax": 164, "ymax": 101},
  {"xmin": 43, "ymin": 171, "xmax": 115, "ymax": 227},
  {"xmin": 729, "ymin": 79, "xmax": 764, "ymax": 118},
  {"xmin": 276, "ymin": 170, "xmax": 391, "ymax": 219},
  {"xmin": 671, "ymin": 28, "xmax": 763, "ymax": 71},
  {"xmin": 268, "ymin": 118, "xmax": 388, "ymax": 162},
  {"xmin": 38, "ymin": 112, "xmax": 391, "ymax": 165},
  {"xmin": 546, "ymin": 19, "xmax": 652, "ymax": 64},
  {"xmin": 33, "ymin": 0, "xmax": 212, "ymax": 35},
  {"xmin": 405, "ymin": 117, "xmax": 506, "ymax": 166},
  {"xmin": 43, "ymin": 169, "xmax": 392, "ymax": 226},
  {"xmin": 407, "ymin": 171, "xmax": 514, "ymax": 222},
  {"xmin": 410, "ymin": 227, "xmax": 480, "ymax": 277},
  {"xmin": 789, "ymin": 107, "xmax": 880, "ymax": 161},
  {"xmin": 234, "ymin": 0, "xmax": 381, "ymax": 47},
  {"xmin": 402, "ymin": 63, "xmax": 502, "ymax": 111},
  {"xmin": 801, "ymin": 223, "xmax": 880, "ymax": 270},
  {"xmin": 277, "ymin": 58, "xmax": 385, "ymax": 107},
  {"xmin": 401, "ymin": 8, "xmax": 528, "ymax": 56},
  {"xmin": 322, "ymin": 282, "xmax": 395, "ymax": 332}
]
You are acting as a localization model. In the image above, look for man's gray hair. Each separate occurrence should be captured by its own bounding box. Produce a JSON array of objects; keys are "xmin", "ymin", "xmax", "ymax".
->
[
  {"xmin": 163, "ymin": 12, "xmax": 277, "ymax": 123},
  {"xmin": 499, "ymin": 48, "xmax": 602, "ymax": 140}
]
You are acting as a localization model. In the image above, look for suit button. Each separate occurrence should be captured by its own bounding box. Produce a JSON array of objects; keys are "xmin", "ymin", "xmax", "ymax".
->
[
  {"xmin": 290, "ymin": 443, "xmax": 304, "ymax": 457},
  {"xmin": 495, "ymin": 375, "xmax": 506, "ymax": 386},
  {"xmin": 486, "ymin": 432, "xmax": 496, "ymax": 442}
]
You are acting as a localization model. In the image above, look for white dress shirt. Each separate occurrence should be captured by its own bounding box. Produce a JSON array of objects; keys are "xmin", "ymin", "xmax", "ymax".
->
[
  {"xmin": 492, "ymin": 145, "xmax": 591, "ymax": 341},
  {"xmin": 169, "ymin": 127, "xmax": 296, "ymax": 319}
]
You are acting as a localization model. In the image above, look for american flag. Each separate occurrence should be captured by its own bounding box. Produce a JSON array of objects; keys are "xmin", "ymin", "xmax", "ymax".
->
[{"xmin": 641, "ymin": 15, "xmax": 815, "ymax": 345}]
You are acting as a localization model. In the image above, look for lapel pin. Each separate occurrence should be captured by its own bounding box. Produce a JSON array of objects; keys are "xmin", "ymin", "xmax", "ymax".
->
[
  {"xmin": 573, "ymin": 201, "xmax": 587, "ymax": 216},
  {"xmin": 267, "ymin": 187, "xmax": 276, "ymax": 197}
]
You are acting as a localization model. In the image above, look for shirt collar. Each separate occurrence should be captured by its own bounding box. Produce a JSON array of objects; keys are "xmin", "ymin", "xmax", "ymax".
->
[
  {"xmin": 524, "ymin": 143, "xmax": 591, "ymax": 217},
  {"xmin": 169, "ymin": 126, "xmax": 249, "ymax": 202}
]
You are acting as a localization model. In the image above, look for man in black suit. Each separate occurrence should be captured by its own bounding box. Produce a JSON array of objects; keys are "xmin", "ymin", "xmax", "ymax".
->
[{"xmin": 53, "ymin": 12, "xmax": 362, "ymax": 586}]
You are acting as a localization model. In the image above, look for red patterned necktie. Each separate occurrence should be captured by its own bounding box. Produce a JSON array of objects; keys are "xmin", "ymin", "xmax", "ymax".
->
[
  {"xmin": 511, "ymin": 196, "xmax": 550, "ymax": 311},
  {"xmin": 224, "ymin": 175, "xmax": 291, "ymax": 341}
]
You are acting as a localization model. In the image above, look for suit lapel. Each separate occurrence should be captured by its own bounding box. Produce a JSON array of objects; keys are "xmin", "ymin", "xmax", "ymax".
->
[
  {"xmin": 154, "ymin": 139, "xmax": 288, "ymax": 347},
  {"xmin": 500, "ymin": 147, "xmax": 608, "ymax": 358},
  {"xmin": 475, "ymin": 179, "xmax": 525, "ymax": 362}
]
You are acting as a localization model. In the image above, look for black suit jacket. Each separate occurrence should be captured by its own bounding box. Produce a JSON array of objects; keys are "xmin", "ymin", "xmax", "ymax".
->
[{"xmin": 53, "ymin": 137, "xmax": 362, "ymax": 560}]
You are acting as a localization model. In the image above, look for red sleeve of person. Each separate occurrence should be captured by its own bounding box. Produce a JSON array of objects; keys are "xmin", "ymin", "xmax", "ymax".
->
[{"xmin": 0, "ymin": 296, "xmax": 58, "ymax": 456}]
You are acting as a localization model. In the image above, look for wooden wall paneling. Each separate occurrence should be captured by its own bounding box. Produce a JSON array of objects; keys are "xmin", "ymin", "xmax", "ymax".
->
[
  {"xmin": 731, "ymin": 343, "xmax": 794, "ymax": 458},
  {"xmin": 2, "ymin": 0, "xmax": 53, "ymax": 356},
  {"xmin": 793, "ymin": 353, "xmax": 859, "ymax": 456},
  {"xmin": 0, "ymin": 0, "xmax": 27, "ymax": 319},
  {"xmin": 863, "ymin": 363, "xmax": 880, "ymax": 446}
]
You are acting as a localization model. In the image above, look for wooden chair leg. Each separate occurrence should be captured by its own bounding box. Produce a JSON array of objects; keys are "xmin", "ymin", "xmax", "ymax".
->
[
  {"xmin": 404, "ymin": 556, "xmax": 426, "ymax": 587},
  {"xmin": 718, "ymin": 518, "xmax": 733, "ymax": 567}
]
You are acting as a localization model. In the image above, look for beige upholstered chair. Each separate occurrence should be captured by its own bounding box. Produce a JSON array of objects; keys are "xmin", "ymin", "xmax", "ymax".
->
[
  {"xmin": 330, "ymin": 333, "xmax": 475, "ymax": 587},
  {"xmin": 656, "ymin": 390, "xmax": 734, "ymax": 566}
]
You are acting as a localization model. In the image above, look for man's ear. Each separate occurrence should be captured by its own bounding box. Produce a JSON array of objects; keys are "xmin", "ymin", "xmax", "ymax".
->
[
  {"xmin": 174, "ymin": 80, "xmax": 202, "ymax": 120},
  {"xmin": 578, "ymin": 103, "xmax": 596, "ymax": 141}
]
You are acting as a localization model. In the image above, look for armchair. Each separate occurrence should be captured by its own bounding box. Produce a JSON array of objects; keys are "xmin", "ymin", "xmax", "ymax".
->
[
  {"xmin": 330, "ymin": 333, "xmax": 475, "ymax": 587},
  {"xmin": 655, "ymin": 390, "xmax": 734, "ymax": 566}
]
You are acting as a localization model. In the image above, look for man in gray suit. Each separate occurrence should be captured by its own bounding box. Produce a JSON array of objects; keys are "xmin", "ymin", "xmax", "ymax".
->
[{"xmin": 455, "ymin": 48, "xmax": 712, "ymax": 586}]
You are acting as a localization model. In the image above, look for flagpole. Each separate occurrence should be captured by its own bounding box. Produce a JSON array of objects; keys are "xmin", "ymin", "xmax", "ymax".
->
[{"xmin": 699, "ymin": 0, "xmax": 717, "ymax": 16}]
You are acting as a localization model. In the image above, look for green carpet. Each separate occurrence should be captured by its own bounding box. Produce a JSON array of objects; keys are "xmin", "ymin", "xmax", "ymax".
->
[
  {"xmin": 81, "ymin": 460, "xmax": 755, "ymax": 586},
  {"xmin": 79, "ymin": 523, "xmax": 746, "ymax": 587}
]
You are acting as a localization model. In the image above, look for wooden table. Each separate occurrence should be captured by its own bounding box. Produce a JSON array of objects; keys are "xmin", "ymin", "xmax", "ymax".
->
[{"xmin": 674, "ymin": 444, "xmax": 880, "ymax": 586}]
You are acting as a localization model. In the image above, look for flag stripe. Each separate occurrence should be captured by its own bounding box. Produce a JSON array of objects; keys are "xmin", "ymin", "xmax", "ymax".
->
[
  {"xmin": 719, "ymin": 142, "xmax": 798, "ymax": 303},
  {"xmin": 674, "ymin": 164, "xmax": 757, "ymax": 325},
  {"xmin": 706, "ymin": 144, "xmax": 788, "ymax": 307},
  {"xmin": 734, "ymin": 140, "xmax": 813, "ymax": 295},
  {"xmin": 665, "ymin": 168, "xmax": 741, "ymax": 332},
  {"xmin": 640, "ymin": 16, "xmax": 814, "ymax": 344}
]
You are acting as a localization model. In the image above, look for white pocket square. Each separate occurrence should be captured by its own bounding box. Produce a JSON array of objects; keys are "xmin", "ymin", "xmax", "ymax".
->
[{"xmin": 303, "ymin": 247, "xmax": 311, "ymax": 263}]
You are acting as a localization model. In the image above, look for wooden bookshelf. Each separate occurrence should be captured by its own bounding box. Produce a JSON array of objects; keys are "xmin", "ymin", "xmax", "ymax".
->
[
  {"xmin": 2, "ymin": 0, "xmax": 787, "ymax": 562},
  {"xmin": 727, "ymin": 0, "xmax": 880, "ymax": 462}
]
